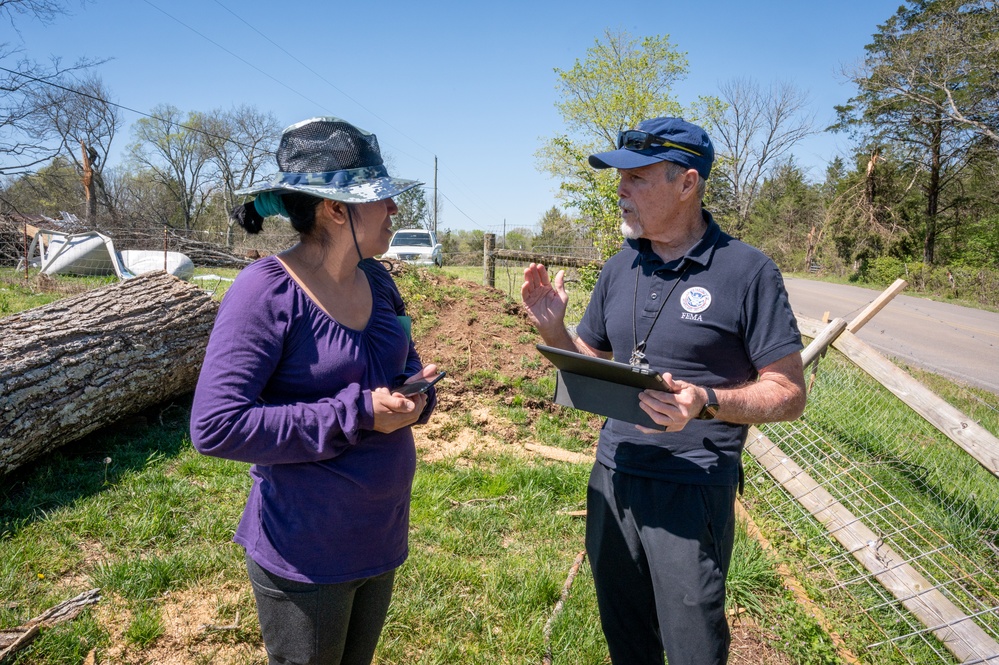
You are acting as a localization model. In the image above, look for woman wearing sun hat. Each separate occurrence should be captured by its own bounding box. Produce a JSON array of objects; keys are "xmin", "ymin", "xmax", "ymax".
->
[{"xmin": 190, "ymin": 117, "xmax": 438, "ymax": 665}]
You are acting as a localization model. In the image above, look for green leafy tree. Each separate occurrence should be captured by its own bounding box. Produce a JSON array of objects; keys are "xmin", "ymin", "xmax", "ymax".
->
[
  {"xmin": 851, "ymin": 0, "xmax": 998, "ymax": 144},
  {"xmin": 835, "ymin": 0, "xmax": 990, "ymax": 264},
  {"xmin": 0, "ymin": 155, "xmax": 80, "ymax": 216},
  {"xmin": 824, "ymin": 147, "xmax": 924, "ymax": 268},
  {"xmin": 743, "ymin": 161, "xmax": 823, "ymax": 271},
  {"xmin": 502, "ymin": 227, "xmax": 533, "ymax": 250},
  {"xmin": 437, "ymin": 228, "xmax": 485, "ymax": 265},
  {"xmin": 391, "ymin": 186, "xmax": 429, "ymax": 231},
  {"xmin": 534, "ymin": 206, "xmax": 580, "ymax": 252},
  {"xmin": 537, "ymin": 30, "xmax": 717, "ymax": 259}
]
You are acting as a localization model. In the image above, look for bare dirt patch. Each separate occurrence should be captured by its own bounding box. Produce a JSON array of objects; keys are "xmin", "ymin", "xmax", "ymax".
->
[
  {"xmin": 729, "ymin": 618, "xmax": 795, "ymax": 665},
  {"xmin": 96, "ymin": 585, "xmax": 263, "ymax": 665}
]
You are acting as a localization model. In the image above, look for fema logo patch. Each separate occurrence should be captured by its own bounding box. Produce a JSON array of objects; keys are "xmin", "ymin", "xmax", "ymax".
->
[{"xmin": 680, "ymin": 287, "xmax": 712, "ymax": 313}]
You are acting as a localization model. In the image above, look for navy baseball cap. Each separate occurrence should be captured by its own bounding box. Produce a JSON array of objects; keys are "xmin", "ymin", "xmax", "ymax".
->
[{"xmin": 588, "ymin": 117, "xmax": 715, "ymax": 179}]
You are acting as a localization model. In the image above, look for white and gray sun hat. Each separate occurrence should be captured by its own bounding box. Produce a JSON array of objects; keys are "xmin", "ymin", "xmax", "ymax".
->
[{"xmin": 236, "ymin": 117, "xmax": 422, "ymax": 204}]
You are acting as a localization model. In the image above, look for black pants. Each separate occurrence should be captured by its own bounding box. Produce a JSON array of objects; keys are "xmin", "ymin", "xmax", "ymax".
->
[
  {"xmin": 585, "ymin": 462, "xmax": 736, "ymax": 665},
  {"xmin": 246, "ymin": 554, "xmax": 395, "ymax": 665}
]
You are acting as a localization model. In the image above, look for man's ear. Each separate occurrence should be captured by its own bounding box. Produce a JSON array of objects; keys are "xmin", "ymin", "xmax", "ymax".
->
[{"xmin": 678, "ymin": 169, "xmax": 700, "ymax": 202}]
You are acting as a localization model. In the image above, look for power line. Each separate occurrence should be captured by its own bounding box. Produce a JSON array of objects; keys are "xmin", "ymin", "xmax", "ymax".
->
[
  {"xmin": 149, "ymin": 0, "xmax": 495, "ymax": 229},
  {"xmin": 0, "ymin": 65, "xmax": 274, "ymax": 156},
  {"xmin": 6, "ymin": 5, "xmax": 497, "ymax": 230},
  {"xmin": 4, "ymin": 62, "xmax": 493, "ymax": 232},
  {"xmin": 140, "ymin": 0, "xmax": 432, "ymax": 169},
  {"xmin": 438, "ymin": 190, "xmax": 487, "ymax": 231},
  {"xmin": 139, "ymin": 0, "xmax": 330, "ymax": 114},
  {"xmin": 209, "ymin": 0, "xmax": 438, "ymax": 159}
]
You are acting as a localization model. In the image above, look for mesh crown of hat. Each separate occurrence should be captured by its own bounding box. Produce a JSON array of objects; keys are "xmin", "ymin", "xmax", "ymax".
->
[{"xmin": 277, "ymin": 120, "xmax": 383, "ymax": 173}]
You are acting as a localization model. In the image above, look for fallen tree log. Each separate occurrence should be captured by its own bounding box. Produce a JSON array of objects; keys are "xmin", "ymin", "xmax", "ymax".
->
[{"xmin": 0, "ymin": 272, "xmax": 219, "ymax": 476}]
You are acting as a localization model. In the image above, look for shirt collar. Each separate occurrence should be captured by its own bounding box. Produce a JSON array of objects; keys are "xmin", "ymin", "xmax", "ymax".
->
[{"xmin": 628, "ymin": 209, "xmax": 721, "ymax": 271}]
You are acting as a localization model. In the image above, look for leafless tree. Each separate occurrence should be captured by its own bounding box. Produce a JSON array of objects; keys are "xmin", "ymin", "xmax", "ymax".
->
[
  {"xmin": 191, "ymin": 105, "xmax": 279, "ymax": 244},
  {"xmin": 25, "ymin": 73, "xmax": 120, "ymax": 224},
  {"xmin": 712, "ymin": 78, "xmax": 814, "ymax": 235},
  {"xmin": 127, "ymin": 104, "xmax": 217, "ymax": 231},
  {"xmin": 1, "ymin": 0, "xmax": 97, "ymax": 179},
  {"xmin": 0, "ymin": 0, "xmax": 64, "ymax": 26}
]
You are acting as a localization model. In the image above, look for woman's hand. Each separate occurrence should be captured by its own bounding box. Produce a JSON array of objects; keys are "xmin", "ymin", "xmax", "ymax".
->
[
  {"xmin": 397, "ymin": 364, "xmax": 439, "ymax": 387},
  {"xmin": 371, "ymin": 365, "xmax": 438, "ymax": 433},
  {"xmin": 372, "ymin": 388, "xmax": 428, "ymax": 433}
]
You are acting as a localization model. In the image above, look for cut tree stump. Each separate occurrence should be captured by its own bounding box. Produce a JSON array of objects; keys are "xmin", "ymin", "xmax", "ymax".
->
[{"xmin": 0, "ymin": 272, "xmax": 219, "ymax": 476}]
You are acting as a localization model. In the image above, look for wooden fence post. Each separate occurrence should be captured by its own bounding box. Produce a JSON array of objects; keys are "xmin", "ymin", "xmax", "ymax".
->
[{"xmin": 483, "ymin": 233, "xmax": 495, "ymax": 287}]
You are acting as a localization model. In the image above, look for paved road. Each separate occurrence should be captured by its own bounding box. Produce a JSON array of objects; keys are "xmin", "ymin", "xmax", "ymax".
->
[{"xmin": 783, "ymin": 277, "xmax": 999, "ymax": 395}]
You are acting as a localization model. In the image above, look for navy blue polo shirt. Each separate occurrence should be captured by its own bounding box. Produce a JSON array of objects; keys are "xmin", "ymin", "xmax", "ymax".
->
[{"xmin": 575, "ymin": 211, "xmax": 802, "ymax": 486}]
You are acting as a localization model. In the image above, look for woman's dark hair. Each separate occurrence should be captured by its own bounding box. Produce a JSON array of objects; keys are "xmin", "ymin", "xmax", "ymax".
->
[
  {"xmin": 229, "ymin": 200, "xmax": 265, "ymax": 234},
  {"xmin": 282, "ymin": 192, "xmax": 324, "ymax": 235},
  {"xmin": 229, "ymin": 192, "xmax": 326, "ymax": 236}
]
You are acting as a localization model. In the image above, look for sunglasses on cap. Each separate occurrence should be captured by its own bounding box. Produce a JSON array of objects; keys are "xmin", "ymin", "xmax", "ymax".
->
[{"xmin": 617, "ymin": 130, "xmax": 703, "ymax": 156}]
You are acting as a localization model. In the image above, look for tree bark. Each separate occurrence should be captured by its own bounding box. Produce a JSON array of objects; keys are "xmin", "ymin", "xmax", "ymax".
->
[
  {"xmin": 0, "ymin": 588, "xmax": 101, "ymax": 663},
  {"xmin": 0, "ymin": 272, "xmax": 219, "ymax": 476}
]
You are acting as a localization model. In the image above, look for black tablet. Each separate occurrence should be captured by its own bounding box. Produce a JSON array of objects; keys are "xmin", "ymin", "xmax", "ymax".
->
[{"xmin": 536, "ymin": 344, "xmax": 667, "ymax": 429}]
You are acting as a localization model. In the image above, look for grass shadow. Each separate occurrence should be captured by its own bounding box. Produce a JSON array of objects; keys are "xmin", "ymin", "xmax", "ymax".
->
[{"xmin": 0, "ymin": 395, "xmax": 194, "ymax": 538}]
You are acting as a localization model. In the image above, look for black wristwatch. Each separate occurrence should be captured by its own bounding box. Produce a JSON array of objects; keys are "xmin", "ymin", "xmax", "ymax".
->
[{"xmin": 697, "ymin": 386, "xmax": 719, "ymax": 420}]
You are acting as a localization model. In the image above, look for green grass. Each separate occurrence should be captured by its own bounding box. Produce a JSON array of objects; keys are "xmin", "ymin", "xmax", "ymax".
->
[
  {"xmin": 0, "ymin": 417, "xmax": 822, "ymax": 663},
  {"xmin": 0, "ymin": 267, "xmax": 240, "ymax": 317},
  {"xmin": 192, "ymin": 267, "xmax": 241, "ymax": 301}
]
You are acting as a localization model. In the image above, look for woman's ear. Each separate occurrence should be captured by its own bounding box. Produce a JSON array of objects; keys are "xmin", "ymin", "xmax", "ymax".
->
[{"xmin": 322, "ymin": 199, "xmax": 349, "ymax": 225}]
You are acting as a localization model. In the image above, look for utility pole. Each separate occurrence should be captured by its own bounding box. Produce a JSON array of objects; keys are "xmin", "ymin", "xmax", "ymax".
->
[{"xmin": 433, "ymin": 156, "xmax": 438, "ymax": 234}]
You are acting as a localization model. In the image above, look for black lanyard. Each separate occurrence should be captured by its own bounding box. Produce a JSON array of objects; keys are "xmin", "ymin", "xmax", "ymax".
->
[{"xmin": 630, "ymin": 260, "xmax": 689, "ymax": 367}]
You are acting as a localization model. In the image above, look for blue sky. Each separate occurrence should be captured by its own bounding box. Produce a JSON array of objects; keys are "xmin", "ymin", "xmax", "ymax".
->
[{"xmin": 9, "ymin": 0, "xmax": 903, "ymax": 233}]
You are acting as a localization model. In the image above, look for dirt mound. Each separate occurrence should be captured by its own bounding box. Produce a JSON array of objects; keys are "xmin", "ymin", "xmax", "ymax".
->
[{"xmin": 396, "ymin": 267, "xmax": 551, "ymax": 399}]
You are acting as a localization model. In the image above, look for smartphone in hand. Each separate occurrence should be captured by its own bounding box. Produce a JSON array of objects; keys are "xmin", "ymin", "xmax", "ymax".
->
[{"xmin": 395, "ymin": 371, "xmax": 446, "ymax": 397}]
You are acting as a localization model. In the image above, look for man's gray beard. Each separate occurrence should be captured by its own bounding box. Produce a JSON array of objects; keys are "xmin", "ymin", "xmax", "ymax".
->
[
  {"xmin": 620, "ymin": 218, "xmax": 642, "ymax": 239},
  {"xmin": 619, "ymin": 201, "xmax": 642, "ymax": 239}
]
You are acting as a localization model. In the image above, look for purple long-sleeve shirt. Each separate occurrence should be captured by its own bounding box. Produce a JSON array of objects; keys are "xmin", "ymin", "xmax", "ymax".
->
[{"xmin": 190, "ymin": 255, "xmax": 435, "ymax": 584}]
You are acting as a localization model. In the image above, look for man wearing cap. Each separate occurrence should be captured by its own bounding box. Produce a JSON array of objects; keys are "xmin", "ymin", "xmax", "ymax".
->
[{"xmin": 522, "ymin": 117, "xmax": 806, "ymax": 664}]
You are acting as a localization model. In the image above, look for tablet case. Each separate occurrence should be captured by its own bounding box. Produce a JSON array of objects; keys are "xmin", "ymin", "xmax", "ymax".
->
[{"xmin": 536, "ymin": 344, "xmax": 666, "ymax": 430}]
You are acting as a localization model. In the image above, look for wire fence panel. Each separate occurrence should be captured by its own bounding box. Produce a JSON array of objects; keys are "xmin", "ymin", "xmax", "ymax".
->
[{"xmin": 747, "ymin": 345, "xmax": 999, "ymax": 664}]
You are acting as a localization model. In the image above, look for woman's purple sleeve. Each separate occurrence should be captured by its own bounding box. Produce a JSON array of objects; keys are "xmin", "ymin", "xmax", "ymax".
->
[{"xmin": 189, "ymin": 273, "xmax": 373, "ymax": 465}]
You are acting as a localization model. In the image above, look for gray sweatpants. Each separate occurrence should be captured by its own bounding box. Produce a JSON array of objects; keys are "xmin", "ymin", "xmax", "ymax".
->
[
  {"xmin": 246, "ymin": 555, "xmax": 395, "ymax": 665},
  {"xmin": 585, "ymin": 462, "xmax": 737, "ymax": 665}
]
